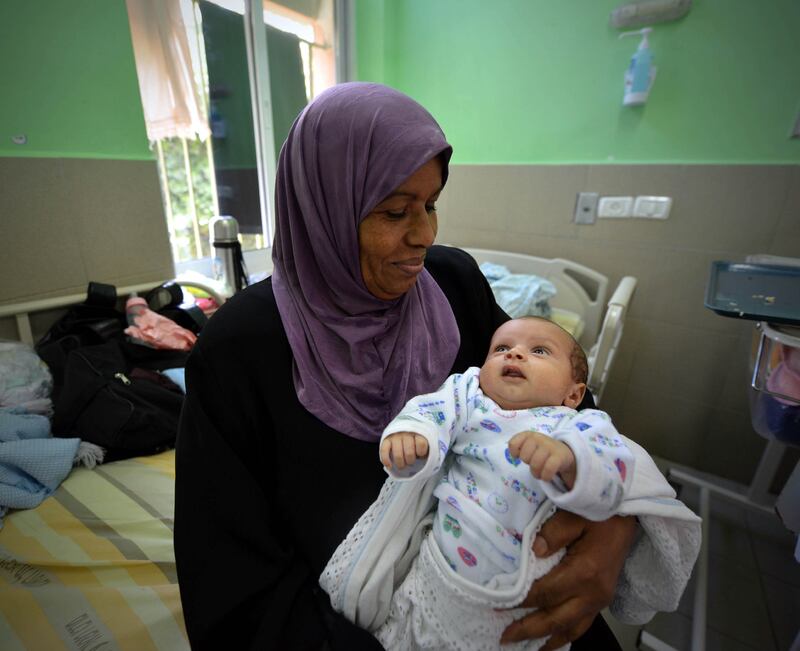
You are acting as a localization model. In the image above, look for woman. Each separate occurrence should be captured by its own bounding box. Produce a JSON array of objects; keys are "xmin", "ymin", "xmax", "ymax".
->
[{"xmin": 174, "ymin": 83, "xmax": 638, "ymax": 650}]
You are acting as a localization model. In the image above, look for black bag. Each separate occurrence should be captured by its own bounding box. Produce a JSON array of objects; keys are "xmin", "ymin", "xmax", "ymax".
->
[
  {"xmin": 37, "ymin": 281, "xmax": 203, "ymax": 400},
  {"xmin": 37, "ymin": 281, "xmax": 197, "ymax": 461},
  {"xmin": 36, "ymin": 282, "xmax": 127, "ymax": 397},
  {"xmin": 52, "ymin": 340, "xmax": 185, "ymax": 462}
]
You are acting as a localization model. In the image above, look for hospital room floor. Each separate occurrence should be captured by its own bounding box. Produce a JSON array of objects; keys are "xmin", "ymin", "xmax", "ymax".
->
[{"xmin": 605, "ymin": 461, "xmax": 800, "ymax": 651}]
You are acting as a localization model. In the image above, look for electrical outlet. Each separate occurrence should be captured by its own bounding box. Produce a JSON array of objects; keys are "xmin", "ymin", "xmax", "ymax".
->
[
  {"xmin": 633, "ymin": 196, "xmax": 672, "ymax": 219},
  {"xmin": 574, "ymin": 192, "xmax": 598, "ymax": 224},
  {"xmin": 598, "ymin": 196, "xmax": 633, "ymax": 218}
]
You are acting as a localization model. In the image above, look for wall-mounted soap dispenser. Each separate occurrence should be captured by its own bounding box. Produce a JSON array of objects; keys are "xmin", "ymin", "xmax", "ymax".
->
[{"xmin": 619, "ymin": 27, "xmax": 657, "ymax": 106}]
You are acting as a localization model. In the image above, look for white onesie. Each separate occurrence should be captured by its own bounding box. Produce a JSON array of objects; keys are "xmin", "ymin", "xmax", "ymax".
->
[
  {"xmin": 382, "ymin": 367, "xmax": 636, "ymax": 586},
  {"xmin": 321, "ymin": 366, "xmax": 701, "ymax": 650}
]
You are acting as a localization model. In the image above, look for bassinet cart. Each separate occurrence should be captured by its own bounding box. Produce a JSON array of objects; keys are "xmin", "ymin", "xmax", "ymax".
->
[{"xmin": 641, "ymin": 256, "xmax": 800, "ymax": 651}]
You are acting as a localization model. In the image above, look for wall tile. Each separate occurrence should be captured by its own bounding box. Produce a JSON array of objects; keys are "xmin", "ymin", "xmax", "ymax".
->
[
  {"xmin": 642, "ymin": 611, "xmax": 693, "ymax": 651},
  {"xmin": 437, "ymin": 226, "xmax": 514, "ymax": 253},
  {"xmin": 596, "ymin": 379, "xmax": 629, "ymax": 421},
  {"xmin": 697, "ymin": 408, "xmax": 768, "ymax": 484},
  {"xmin": 667, "ymin": 165, "xmax": 787, "ymax": 254},
  {"xmin": 617, "ymin": 386, "xmax": 709, "ymax": 467},
  {"xmin": 443, "ymin": 165, "xmax": 588, "ymax": 239},
  {"xmin": 439, "ymin": 166, "xmax": 511, "ymax": 232},
  {"xmin": 749, "ymin": 525, "xmax": 800, "ymax": 587},
  {"xmin": 761, "ymin": 575, "xmax": 800, "ymax": 651},
  {"xmin": 679, "ymin": 553, "xmax": 775, "ymax": 649},
  {"xmin": 65, "ymin": 159, "xmax": 173, "ymax": 284},
  {"xmin": 769, "ymin": 165, "xmax": 800, "ymax": 258},
  {"xmin": 1, "ymin": 157, "xmax": 173, "ymax": 305},
  {"xmin": 626, "ymin": 318, "xmax": 739, "ymax": 407},
  {"xmin": 1, "ymin": 159, "xmax": 86, "ymax": 302}
]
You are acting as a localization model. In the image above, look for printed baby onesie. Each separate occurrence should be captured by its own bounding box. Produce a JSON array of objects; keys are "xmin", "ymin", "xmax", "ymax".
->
[{"xmin": 382, "ymin": 367, "xmax": 635, "ymax": 585}]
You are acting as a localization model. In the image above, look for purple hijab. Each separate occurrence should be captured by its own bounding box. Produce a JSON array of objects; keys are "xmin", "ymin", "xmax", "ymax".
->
[{"xmin": 271, "ymin": 82, "xmax": 460, "ymax": 442}]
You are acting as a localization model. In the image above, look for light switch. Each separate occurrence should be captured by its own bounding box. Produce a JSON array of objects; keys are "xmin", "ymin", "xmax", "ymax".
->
[
  {"xmin": 633, "ymin": 196, "xmax": 672, "ymax": 219},
  {"xmin": 574, "ymin": 192, "xmax": 599, "ymax": 224},
  {"xmin": 598, "ymin": 196, "xmax": 633, "ymax": 218}
]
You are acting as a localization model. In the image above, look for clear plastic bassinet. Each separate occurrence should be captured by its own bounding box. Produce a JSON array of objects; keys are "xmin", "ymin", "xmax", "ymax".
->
[
  {"xmin": 749, "ymin": 322, "xmax": 800, "ymax": 446},
  {"xmin": 705, "ymin": 258, "xmax": 800, "ymax": 446}
]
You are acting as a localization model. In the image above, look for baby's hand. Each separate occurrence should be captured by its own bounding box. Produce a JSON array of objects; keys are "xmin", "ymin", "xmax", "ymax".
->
[
  {"xmin": 508, "ymin": 431, "xmax": 577, "ymax": 489},
  {"xmin": 380, "ymin": 432, "xmax": 429, "ymax": 470}
]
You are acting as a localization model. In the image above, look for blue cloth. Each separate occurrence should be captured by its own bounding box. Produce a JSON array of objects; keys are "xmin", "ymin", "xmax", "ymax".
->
[
  {"xmin": 162, "ymin": 367, "xmax": 187, "ymax": 394},
  {"xmin": 0, "ymin": 408, "xmax": 79, "ymax": 527},
  {"xmin": 478, "ymin": 262, "xmax": 556, "ymax": 319}
]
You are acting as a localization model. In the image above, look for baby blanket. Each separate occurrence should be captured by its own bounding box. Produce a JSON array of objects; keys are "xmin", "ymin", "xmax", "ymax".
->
[{"xmin": 320, "ymin": 434, "xmax": 701, "ymax": 647}]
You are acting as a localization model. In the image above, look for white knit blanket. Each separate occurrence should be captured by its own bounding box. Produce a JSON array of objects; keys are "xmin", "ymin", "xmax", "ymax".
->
[{"xmin": 320, "ymin": 435, "xmax": 701, "ymax": 648}]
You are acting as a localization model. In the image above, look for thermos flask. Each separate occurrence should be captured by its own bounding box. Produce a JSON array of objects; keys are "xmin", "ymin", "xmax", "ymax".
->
[{"xmin": 210, "ymin": 216, "xmax": 248, "ymax": 298}]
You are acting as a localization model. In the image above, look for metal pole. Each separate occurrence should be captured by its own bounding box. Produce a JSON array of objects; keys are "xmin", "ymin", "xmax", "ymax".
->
[
  {"xmin": 244, "ymin": 0, "xmax": 277, "ymax": 244},
  {"xmin": 155, "ymin": 139, "xmax": 177, "ymax": 246},
  {"xmin": 669, "ymin": 468, "xmax": 776, "ymax": 515},
  {"xmin": 181, "ymin": 137, "xmax": 204, "ymax": 259},
  {"xmin": 690, "ymin": 486, "xmax": 709, "ymax": 651}
]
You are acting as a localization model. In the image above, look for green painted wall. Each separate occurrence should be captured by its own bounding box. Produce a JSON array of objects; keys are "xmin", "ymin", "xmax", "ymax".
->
[
  {"xmin": 355, "ymin": 0, "xmax": 800, "ymax": 164},
  {"xmin": 0, "ymin": 0, "xmax": 152, "ymax": 160}
]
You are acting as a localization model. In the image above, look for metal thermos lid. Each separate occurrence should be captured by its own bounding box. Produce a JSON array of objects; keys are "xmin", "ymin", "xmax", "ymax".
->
[{"xmin": 210, "ymin": 216, "xmax": 240, "ymax": 244}]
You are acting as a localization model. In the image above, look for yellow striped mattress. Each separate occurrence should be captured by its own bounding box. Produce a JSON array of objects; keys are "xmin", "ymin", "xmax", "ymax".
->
[{"xmin": 0, "ymin": 450, "xmax": 187, "ymax": 651}]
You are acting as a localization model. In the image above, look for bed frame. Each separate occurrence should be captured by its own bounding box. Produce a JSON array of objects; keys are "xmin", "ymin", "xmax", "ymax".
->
[{"xmin": 0, "ymin": 278, "xmax": 225, "ymax": 347}]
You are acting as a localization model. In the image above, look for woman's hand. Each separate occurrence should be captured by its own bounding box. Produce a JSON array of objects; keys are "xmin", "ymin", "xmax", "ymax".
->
[{"xmin": 500, "ymin": 511, "xmax": 637, "ymax": 650}]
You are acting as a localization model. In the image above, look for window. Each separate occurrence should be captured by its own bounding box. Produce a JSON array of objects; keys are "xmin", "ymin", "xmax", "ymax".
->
[{"xmin": 129, "ymin": 0, "xmax": 338, "ymax": 268}]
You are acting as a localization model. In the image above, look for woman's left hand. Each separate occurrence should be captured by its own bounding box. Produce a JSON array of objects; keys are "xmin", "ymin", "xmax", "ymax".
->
[{"xmin": 499, "ymin": 511, "xmax": 637, "ymax": 650}]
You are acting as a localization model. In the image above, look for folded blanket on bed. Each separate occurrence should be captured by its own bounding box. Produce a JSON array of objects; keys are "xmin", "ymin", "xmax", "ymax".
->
[
  {"xmin": 0, "ymin": 408, "xmax": 103, "ymax": 527},
  {"xmin": 479, "ymin": 262, "xmax": 556, "ymax": 319}
]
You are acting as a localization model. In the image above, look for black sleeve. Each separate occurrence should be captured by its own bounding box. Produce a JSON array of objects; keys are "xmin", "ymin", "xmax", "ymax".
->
[{"xmin": 174, "ymin": 289, "xmax": 383, "ymax": 651}]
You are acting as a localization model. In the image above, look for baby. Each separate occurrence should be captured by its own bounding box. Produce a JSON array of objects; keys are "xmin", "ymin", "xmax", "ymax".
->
[
  {"xmin": 379, "ymin": 316, "xmax": 634, "ymax": 586},
  {"xmin": 321, "ymin": 317, "xmax": 700, "ymax": 651}
]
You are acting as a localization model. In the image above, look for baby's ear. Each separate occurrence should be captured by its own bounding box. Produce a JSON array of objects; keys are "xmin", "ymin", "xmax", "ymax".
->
[{"xmin": 563, "ymin": 383, "xmax": 586, "ymax": 409}]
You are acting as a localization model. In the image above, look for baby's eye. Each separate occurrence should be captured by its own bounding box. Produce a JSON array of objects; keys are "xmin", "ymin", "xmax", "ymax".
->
[
  {"xmin": 425, "ymin": 204, "xmax": 437, "ymax": 214},
  {"xmin": 495, "ymin": 344, "xmax": 509, "ymax": 352},
  {"xmin": 532, "ymin": 346, "xmax": 549, "ymax": 355}
]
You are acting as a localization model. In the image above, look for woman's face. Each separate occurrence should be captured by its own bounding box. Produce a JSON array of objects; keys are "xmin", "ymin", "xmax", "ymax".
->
[{"xmin": 358, "ymin": 157, "xmax": 444, "ymax": 300}]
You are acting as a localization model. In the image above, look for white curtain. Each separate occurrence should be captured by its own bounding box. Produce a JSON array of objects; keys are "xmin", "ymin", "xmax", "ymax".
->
[{"xmin": 126, "ymin": 0, "xmax": 210, "ymax": 142}]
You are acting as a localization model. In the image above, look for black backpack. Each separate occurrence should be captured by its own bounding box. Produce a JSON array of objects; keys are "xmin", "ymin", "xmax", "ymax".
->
[
  {"xmin": 36, "ymin": 282, "xmax": 196, "ymax": 461},
  {"xmin": 52, "ymin": 339, "xmax": 186, "ymax": 462}
]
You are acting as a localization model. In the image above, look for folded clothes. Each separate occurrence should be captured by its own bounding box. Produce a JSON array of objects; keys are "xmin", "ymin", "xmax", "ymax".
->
[
  {"xmin": 478, "ymin": 262, "xmax": 556, "ymax": 319},
  {"xmin": 124, "ymin": 296, "xmax": 197, "ymax": 352},
  {"xmin": 0, "ymin": 341, "xmax": 53, "ymax": 415},
  {"xmin": 0, "ymin": 407, "xmax": 50, "ymax": 440},
  {"xmin": 0, "ymin": 408, "xmax": 103, "ymax": 528}
]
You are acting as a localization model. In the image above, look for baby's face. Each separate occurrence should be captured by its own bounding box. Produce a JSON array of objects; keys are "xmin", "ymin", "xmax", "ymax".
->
[{"xmin": 479, "ymin": 319, "xmax": 585, "ymax": 410}]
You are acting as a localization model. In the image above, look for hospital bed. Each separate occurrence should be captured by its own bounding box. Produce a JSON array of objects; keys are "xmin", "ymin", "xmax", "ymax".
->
[
  {"xmin": 0, "ymin": 283, "xmax": 191, "ymax": 651},
  {"xmin": 0, "ymin": 247, "xmax": 635, "ymax": 649},
  {"xmin": 463, "ymin": 247, "xmax": 637, "ymax": 404}
]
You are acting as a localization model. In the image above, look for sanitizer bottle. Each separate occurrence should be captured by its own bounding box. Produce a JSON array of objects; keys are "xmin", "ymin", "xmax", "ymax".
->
[{"xmin": 619, "ymin": 27, "xmax": 657, "ymax": 106}]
